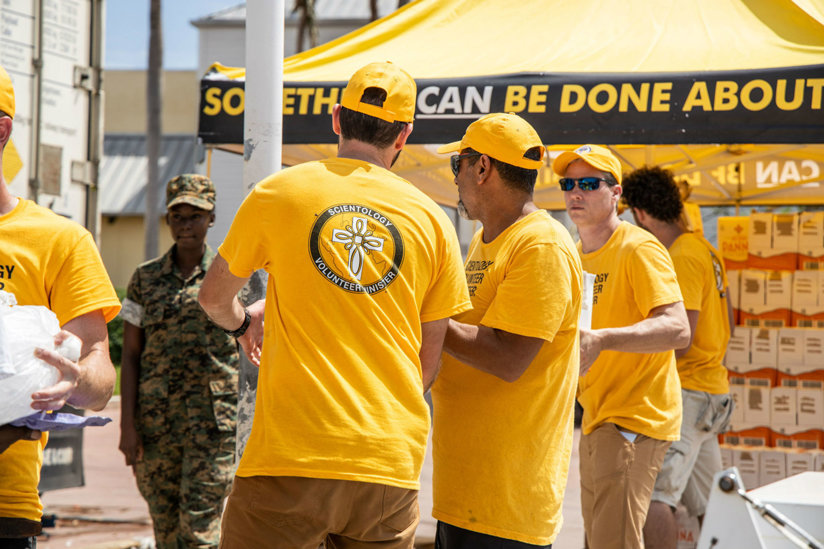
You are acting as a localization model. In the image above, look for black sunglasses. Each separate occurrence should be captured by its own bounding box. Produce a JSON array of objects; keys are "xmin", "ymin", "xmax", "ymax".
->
[
  {"xmin": 559, "ymin": 177, "xmax": 609, "ymax": 191},
  {"xmin": 450, "ymin": 152, "xmax": 482, "ymax": 176}
]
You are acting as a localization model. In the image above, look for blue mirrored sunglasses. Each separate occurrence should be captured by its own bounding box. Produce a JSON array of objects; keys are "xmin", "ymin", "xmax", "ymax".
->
[
  {"xmin": 559, "ymin": 177, "xmax": 609, "ymax": 191},
  {"xmin": 450, "ymin": 152, "xmax": 482, "ymax": 176}
]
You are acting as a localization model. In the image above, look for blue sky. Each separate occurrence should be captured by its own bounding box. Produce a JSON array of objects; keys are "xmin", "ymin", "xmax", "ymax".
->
[{"xmin": 105, "ymin": 1, "xmax": 241, "ymax": 70}]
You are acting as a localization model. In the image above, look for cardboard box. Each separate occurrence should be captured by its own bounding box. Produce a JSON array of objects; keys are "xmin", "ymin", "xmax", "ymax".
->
[
  {"xmin": 733, "ymin": 448, "xmax": 762, "ymax": 488},
  {"xmin": 748, "ymin": 213, "xmax": 773, "ymax": 256},
  {"xmin": 759, "ymin": 450, "xmax": 787, "ymax": 486},
  {"xmin": 798, "ymin": 212, "xmax": 824, "ymax": 268},
  {"xmin": 792, "ymin": 313, "xmax": 824, "ymax": 327},
  {"xmin": 797, "ymin": 377, "xmax": 824, "ymax": 428},
  {"xmin": 765, "ymin": 270, "xmax": 793, "ymax": 312},
  {"xmin": 804, "ymin": 330, "xmax": 824, "ymax": 369},
  {"xmin": 750, "ymin": 328, "xmax": 778, "ymax": 365},
  {"xmin": 725, "ymin": 325, "xmax": 751, "ymax": 364},
  {"xmin": 718, "ymin": 216, "xmax": 749, "ymax": 270},
  {"xmin": 786, "ymin": 451, "xmax": 816, "ymax": 476},
  {"xmin": 744, "ymin": 378, "xmax": 771, "ymax": 426},
  {"xmin": 728, "ymin": 376, "xmax": 747, "ymax": 428},
  {"xmin": 770, "ymin": 374, "xmax": 798, "ymax": 428},
  {"xmin": 772, "ymin": 213, "xmax": 799, "ymax": 253},
  {"xmin": 740, "ymin": 269, "xmax": 767, "ymax": 312},
  {"xmin": 777, "ymin": 328, "xmax": 805, "ymax": 368},
  {"xmin": 815, "ymin": 451, "xmax": 824, "ymax": 473},
  {"xmin": 748, "ymin": 213, "xmax": 798, "ymax": 271},
  {"xmin": 791, "ymin": 270, "xmax": 819, "ymax": 314},
  {"xmin": 720, "ymin": 426, "xmax": 771, "ymax": 447}
]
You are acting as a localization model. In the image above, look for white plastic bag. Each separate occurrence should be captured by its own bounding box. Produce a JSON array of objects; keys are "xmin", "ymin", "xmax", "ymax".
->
[{"xmin": 0, "ymin": 290, "xmax": 81, "ymax": 425}]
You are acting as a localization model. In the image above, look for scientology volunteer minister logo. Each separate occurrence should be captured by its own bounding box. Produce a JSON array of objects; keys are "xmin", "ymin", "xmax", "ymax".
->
[{"xmin": 309, "ymin": 204, "xmax": 404, "ymax": 294}]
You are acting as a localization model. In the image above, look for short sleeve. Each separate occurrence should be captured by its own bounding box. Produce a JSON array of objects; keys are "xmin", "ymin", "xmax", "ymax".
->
[
  {"xmin": 628, "ymin": 241, "xmax": 683, "ymax": 317},
  {"xmin": 120, "ymin": 269, "xmax": 145, "ymax": 327},
  {"xmin": 482, "ymin": 243, "xmax": 575, "ymax": 342},
  {"xmin": 49, "ymin": 232, "xmax": 121, "ymax": 326},
  {"xmin": 219, "ymin": 188, "xmax": 269, "ymax": 278},
  {"xmin": 419, "ymin": 215, "xmax": 471, "ymax": 323}
]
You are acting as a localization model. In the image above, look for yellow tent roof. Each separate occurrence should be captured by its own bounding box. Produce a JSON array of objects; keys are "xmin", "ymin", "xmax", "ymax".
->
[
  {"xmin": 200, "ymin": 0, "xmax": 824, "ymax": 208},
  {"xmin": 282, "ymin": 0, "xmax": 824, "ymax": 78}
]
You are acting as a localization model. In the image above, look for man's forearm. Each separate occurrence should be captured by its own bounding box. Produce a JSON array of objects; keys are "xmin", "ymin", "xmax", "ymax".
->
[
  {"xmin": 444, "ymin": 320, "xmax": 542, "ymax": 382},
  {"xmin": 594, "ymin": 305, "xmax": 689, "ymax": 354},
  {"xmin": 198, "ymin": 253, "xmax": 250, "ymax": 331}
]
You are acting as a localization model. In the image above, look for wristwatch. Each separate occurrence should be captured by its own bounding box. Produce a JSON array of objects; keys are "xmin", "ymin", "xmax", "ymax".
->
[{"xmin": 224, "ymin": 308, "xmax": 251, "ymax": 338}]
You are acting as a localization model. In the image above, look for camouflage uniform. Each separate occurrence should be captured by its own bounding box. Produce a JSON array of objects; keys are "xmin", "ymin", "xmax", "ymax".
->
[{"xmin": 121, "ymin": 244, "xmax": 238, "ymax": 549}]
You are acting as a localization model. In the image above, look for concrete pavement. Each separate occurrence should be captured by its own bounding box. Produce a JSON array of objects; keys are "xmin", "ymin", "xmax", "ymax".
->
[{"xmin": 37, "ymin": 398, "xmax": 584, "ymax": 548}]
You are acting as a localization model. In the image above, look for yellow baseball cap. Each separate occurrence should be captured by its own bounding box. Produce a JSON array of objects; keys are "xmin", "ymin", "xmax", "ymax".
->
[
  {"xmin": 0, "ymin": 65, "xmax": 15, "ymax": 119},
  {"xmin": 552, "ymin": 144, "xmax": 623, "ymax": 184},
  {"xmin": 340, "ymin": 62, "xmax": 416, "ymax": 123},
  {"xmin": 436, "ymin": 112, "xmax": 545, "ymax": 170}
]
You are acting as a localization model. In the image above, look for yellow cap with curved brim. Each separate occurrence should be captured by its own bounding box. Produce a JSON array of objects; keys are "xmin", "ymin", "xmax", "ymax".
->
[
  {"xmin": 436, "ymin": 112, "xmax": 545, "ymax": 170},
  {"xmin": 0, "ymin": 65, "xmax": 15, "ymax": 119},
  {"xmin": 551, "ymin": 144, "xmax": 623, "ymax": 184},
  {"xmin": 340, "ymin": 61, "xmax": 416, "ymax": 123}
]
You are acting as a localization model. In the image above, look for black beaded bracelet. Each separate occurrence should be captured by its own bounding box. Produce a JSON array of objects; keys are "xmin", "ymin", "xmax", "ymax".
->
[{"xmin": 224, "ymin": 308, "xmax": 251, "ymax": 338}]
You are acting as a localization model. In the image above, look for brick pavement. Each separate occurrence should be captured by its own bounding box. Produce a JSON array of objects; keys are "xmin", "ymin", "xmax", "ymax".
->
[{"xmin": 36, "ymin": 398, "xmax": 584, "ymax": 549}]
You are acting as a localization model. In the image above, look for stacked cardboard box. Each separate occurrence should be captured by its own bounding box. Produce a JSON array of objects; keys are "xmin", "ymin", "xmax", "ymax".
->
[{"xmin": 718, "ymin": 212, "xmax": 824, "ymax": 489}]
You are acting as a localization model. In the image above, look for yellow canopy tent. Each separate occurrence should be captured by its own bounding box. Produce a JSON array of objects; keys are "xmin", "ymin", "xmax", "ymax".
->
[{"xmin": 198, "ymin": 0, "xmax": 824, "ymax": 209}]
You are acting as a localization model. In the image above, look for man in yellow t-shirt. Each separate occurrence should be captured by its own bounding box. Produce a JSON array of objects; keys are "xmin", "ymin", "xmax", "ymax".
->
[
  {"xmin": 198, "ymin": 62, "xmax": 470, "ymax": 549},
  {"xmin": 622, "ymin": 166, "xmax": 734, "ymax": 549},
  {"xmin": 553, "ymin": 145, "xmax": 690, "ymax": 549},
  {"xmin": 432, "ymin": 113, "xmax": 582, "ymax": 548},
  {"xmin": 0, "ymin": 64, "xmax": 121, "ymax": 544}
]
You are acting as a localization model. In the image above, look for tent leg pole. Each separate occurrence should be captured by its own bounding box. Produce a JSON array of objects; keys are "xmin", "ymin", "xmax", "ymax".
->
[{"xmin": 207, "ymin": 148, "xmax": 213, "ymax": 179}]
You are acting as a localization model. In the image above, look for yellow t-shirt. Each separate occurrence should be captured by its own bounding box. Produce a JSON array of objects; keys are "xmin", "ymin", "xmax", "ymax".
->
[
  {"xmin": 669, "ymin": 233, "xmax": 730, "ymax": 394},
  {"xmin": 578, "ymin": 221, "xmax": 683, "ymax": 441},
  {"xmin": 220, "ymin": 158, "xmax": 471, "ymax": 489},
  {"xmin": 0, "ymin": 199, "xmax": 120, "ymax": 522},
  {"xmin": 432, "ymin": 210, "xmax": 582, "ymax": 545}
]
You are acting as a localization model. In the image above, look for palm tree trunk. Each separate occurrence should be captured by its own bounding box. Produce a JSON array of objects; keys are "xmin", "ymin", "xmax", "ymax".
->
[{"xmin": 145, "ymin": 0, "xmax": 162, "ymax": 260}]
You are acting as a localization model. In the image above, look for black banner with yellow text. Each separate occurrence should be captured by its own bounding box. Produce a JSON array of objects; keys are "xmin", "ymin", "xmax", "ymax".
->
[{"xmin": 198, "ymin": 64, "xmax": 824, "ymax": 146}]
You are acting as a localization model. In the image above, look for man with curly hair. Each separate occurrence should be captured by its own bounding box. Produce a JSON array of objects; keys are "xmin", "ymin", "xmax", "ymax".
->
[{"xmin": 622, "ymin": 166, "xmax": 735, "ymax": 549}]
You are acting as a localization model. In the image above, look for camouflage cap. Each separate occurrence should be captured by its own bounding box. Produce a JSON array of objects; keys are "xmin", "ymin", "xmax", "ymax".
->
[{"xmin": 166, "ymin": 174, "xmax": 215, "ymax": 211}]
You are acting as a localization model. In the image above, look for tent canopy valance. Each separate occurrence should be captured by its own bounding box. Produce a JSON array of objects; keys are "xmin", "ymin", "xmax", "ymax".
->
[{"xmin": 198, "ymin": 0, "xmax": 824, "ymax": 209}]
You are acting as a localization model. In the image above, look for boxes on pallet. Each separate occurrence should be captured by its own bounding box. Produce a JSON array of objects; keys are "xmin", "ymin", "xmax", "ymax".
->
[
  {"xmin": 722, "ymin": 426, "xmax": 771, "ymax": 447},
  {"xmin": 759, "ymin": 449, "xmax": 787, "ymax": 487},
  {"xmin": 798, "ymin": 212, "xmax": 824, "ymax": 269},
  {"xmin": 718, "ymin": 216, "xmax": 749, "ymax": 271}
]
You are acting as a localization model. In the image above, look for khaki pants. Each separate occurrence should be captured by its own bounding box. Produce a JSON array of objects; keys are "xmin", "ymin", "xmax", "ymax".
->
[
  {"xmin": 579, "ymin": 423, "xmax": 670, "ymax": 549},
  {"xmin": 219, "ymin": 476, "xmax": 419, "ymax": 549}
]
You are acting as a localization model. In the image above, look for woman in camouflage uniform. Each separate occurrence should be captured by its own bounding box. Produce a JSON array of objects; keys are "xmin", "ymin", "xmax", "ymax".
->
[{"xmin": 118, "ymin": 174, "xmax": 239, "ymax": 549}]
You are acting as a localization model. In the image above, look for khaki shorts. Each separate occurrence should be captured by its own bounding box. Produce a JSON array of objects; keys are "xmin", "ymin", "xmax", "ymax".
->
[
  {"xmin": 579, "ymin": 422, "xmax": 670, "ymax": 549},
  {"xmin": 219, "ymin": 476, "xmax": 419, "ymax": 549},
  {"xmin": 651, "ymin": 389, "xmax": 733, "ymax": 516}
]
